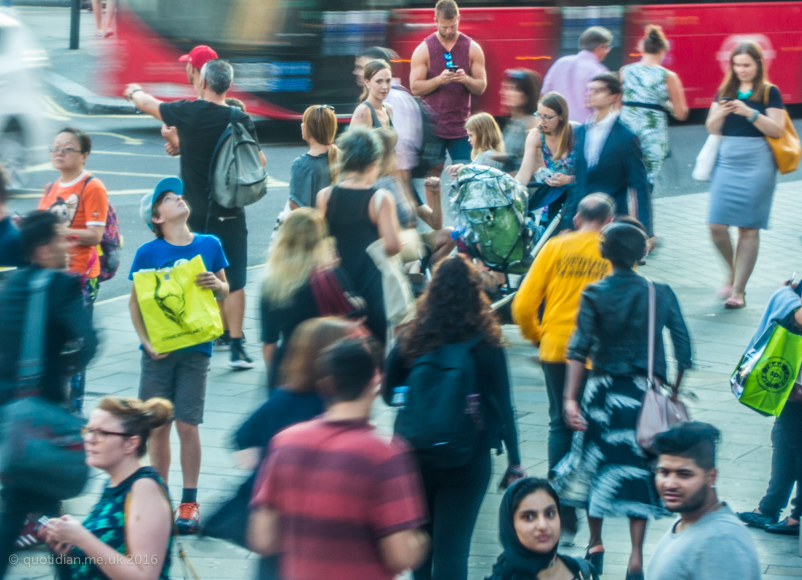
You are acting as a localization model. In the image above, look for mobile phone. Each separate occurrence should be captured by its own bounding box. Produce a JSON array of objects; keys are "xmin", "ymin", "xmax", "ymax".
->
[
  {"xmin": 720, "ymin": 97, "xmax": 733, "ymax": 103},
  {"xmin": 446, "ymin": 65, "xmax": 459, "ymax": 72},
  {"xmin": 499, "ymin": 465, "xmax": 525, "ymax": 490}
]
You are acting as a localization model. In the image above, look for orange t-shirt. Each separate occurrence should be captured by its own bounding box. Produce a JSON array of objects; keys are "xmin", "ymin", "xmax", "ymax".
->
[{"xmin": 38, "ymin": 172, "xmax": 108, "ymax": 278}]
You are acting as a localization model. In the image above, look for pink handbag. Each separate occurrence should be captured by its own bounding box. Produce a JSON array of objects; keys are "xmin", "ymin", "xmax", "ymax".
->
[{"xmin": 636, "ymin": 279, "xmax": 690, "ymax": 454}]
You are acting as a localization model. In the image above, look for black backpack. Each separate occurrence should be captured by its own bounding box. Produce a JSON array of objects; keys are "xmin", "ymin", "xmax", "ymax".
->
[{"xmin": 394, "ymin": 338, "xmax": 482, "ymax": 468}]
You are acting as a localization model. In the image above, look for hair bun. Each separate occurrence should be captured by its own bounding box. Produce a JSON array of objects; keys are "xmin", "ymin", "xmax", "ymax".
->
[{"xmin": 142, "ymin": 398, "xmax": 174, "ymax": 429}]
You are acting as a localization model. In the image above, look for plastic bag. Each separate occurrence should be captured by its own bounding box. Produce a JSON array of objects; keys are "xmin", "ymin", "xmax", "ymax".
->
[
  {"xmin": 731, "ymin": 322, "xmax": 802, "ymax": 416},
  {"xmin": 133, "ymin": 255, "xmax": 224, "ymax": 354}
]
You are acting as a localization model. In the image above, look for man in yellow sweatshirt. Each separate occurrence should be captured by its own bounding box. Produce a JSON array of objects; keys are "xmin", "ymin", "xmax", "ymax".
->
[{"xmin": 512, "ymin": 193, "xmax": 614, "ymax": 528}]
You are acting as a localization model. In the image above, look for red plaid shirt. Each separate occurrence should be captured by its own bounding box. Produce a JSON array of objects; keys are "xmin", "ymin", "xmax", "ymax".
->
[{"xmin": 251, "ymin": 418, "xmax": 427, "ymax": 580}]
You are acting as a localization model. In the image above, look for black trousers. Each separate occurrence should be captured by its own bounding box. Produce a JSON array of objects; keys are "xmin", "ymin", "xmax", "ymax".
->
[
  {"xmin": 759, "ymin": 401, "xmax": 802, "ymax": 520},
  {"xmin": 413, "ymin": 447, "xmax": 492, "ymax": 580},
  {"xmin": 0, "ymin": 489, "xmax": 65, "ymax": 579}
]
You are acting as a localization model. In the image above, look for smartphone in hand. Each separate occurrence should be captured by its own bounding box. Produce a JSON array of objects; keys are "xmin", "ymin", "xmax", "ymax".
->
[{"xmin": 499, "ymin": 465, "xmax": 525, "ymax": 490}]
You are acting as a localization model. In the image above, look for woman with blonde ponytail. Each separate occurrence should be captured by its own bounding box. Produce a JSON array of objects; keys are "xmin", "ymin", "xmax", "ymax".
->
[
  {"xmin": 289, "ymin": 105, "xmax": 340, "ymax": 209},
  {"xmin": 41, "ymin": 397, "xmax": 174, "ymax": 580},
  {"xmin": 350, "ymin": 59, "xmax": 394, "ymax": 130}
]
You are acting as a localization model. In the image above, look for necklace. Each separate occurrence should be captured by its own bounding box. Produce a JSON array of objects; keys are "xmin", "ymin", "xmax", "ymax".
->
[
  {"xmin": 703, "ymin": 500, "xmax": 723, "ymax": 517},
  {"xmin": 737, "ymin": 89, "xmax": 753, "ymax": 100}
]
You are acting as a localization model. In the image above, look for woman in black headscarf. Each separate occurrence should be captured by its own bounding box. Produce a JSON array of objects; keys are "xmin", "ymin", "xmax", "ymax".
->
[{"xmin": 486, "ymin": 478, "xmax": 598, "ymax": 580}]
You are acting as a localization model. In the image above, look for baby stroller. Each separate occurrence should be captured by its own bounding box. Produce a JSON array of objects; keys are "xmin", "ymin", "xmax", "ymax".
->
[{"xmin": 450, "ymin": 165, "xmax": 563, "ymax": 320}]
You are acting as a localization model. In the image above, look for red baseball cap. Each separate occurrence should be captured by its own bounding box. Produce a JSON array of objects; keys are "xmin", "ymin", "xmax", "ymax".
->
[{"xmin": 178, "ymin": 45, "xmax": 218, "ymax": 70}]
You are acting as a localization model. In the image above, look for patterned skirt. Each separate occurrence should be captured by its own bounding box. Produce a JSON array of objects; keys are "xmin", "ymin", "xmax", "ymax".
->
[{"xmin": 551, "ymin": 373, "xmax": 667, "ymax": 519}]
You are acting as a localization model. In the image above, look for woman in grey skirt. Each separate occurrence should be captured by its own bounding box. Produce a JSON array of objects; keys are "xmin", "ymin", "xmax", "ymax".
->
[{"xmin": 705, "ymin": 41, "xmax": 785, "ymax": 309}]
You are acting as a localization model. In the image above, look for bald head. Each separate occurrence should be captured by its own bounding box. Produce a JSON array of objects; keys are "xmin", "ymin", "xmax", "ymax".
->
[{"xmin": 576, "ymin": 193, "xmax": 615, "ymax": 229}]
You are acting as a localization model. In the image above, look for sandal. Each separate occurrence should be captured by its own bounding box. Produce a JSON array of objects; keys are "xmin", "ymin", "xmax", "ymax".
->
[
  {"xmin": 584, "ymin": 547, "xmax": 604, "ymax": 575},
  {"xmin": 724, "ymin": 291, "xmax": 746, "ymax": 309},
  {"xmin": 716, "ymin": 284, "xmax": 734, "ymax": 300}
]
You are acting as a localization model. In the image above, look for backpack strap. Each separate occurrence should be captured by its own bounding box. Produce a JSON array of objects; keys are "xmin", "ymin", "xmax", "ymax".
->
[{"xmin": 15, "ymin": 269, "xmax": 55, "ymax": 397}]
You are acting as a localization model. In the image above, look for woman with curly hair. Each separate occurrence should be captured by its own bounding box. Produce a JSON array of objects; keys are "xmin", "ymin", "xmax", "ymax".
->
[{"xmin": 383, "ymin": 254, "xmax": 522, "ymax": 580}]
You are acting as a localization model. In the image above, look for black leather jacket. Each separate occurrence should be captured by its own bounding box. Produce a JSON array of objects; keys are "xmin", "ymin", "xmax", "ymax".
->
[{"xmin": 566, "ymin": 269, "xmax": 692, "ymax": 381}]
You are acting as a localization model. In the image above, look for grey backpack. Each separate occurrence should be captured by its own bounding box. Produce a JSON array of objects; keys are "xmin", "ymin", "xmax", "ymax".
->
[{"xmin": 208, "ymin": 107, "xmax": 268, "ymax": 209}]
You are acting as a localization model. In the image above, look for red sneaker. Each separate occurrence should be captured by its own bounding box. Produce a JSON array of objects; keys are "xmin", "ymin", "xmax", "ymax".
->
[
  {"xmin": 14, "ymin": 518, "xmax": 42, "ymax": 549},
  {"xmin": 175, "ymin": 502, "xmax": 200, "ymax": 535}
]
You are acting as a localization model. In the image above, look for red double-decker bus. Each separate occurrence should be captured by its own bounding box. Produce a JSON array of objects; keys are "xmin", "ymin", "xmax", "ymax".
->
[{"xmin": 105, "ymin": 0, "xmax": 802, "ymax": 119}]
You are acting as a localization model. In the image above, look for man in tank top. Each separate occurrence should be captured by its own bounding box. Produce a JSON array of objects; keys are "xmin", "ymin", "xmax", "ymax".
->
[{"xmin": 409, "ymin": 0, "xmax": 487, "ymax": 175}]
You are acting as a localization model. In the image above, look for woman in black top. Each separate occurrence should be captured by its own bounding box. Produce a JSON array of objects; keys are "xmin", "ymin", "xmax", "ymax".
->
[
  {"xmin": 317, "ymin": 128, "xmax": 401, "ymax": 344},
  {"xmin": 351, "ymin": 59, "xmax": 395, "ymax": 130},
  {"xmin": 261, "ymin": 208, "xmax": 364, "ymax": 390},
  {"xmin": 554, "ymin": 223, "xmax": 692, "ymax": 580},
  {"xmin": 383, "ymin": 255, "xmax": 522, "ymax": 580},
  {"xmin": 486, "ymin": 478, "xmax": 599, "ymax": 580},
  {"xmin": 705, "ymin": 41, "xmax": 786, "ymax": 309}
]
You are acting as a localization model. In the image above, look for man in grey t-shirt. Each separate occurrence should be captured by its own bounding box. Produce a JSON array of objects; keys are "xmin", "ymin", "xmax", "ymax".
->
[{"xmin": 648, "ymin": 422, "xmax": 761, "ymax": 580}]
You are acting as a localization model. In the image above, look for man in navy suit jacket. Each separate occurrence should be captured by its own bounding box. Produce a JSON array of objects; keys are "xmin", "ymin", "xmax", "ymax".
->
[{"xmin": 566, "ymin": 73, "xmax": 652, "ymax": 237}]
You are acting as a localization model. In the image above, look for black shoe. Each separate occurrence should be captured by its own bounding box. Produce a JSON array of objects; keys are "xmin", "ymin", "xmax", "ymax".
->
[
  {"xmin": 229, "ymin": 340, "xmax": 254, "ymax": 370},
  {"xmin": 584, "ymin": 549, "xmax": 604, "ymax": 575},
  {"xmin": 625, "ymin": 570, "xmax": 644, "ymax": 580},
  {"xmin": 765, "ymin": 517, "xmax": 800, "ymax": 535},
  {"xmin": 737, "ymin": 510, "xmax": 777, "ymax": 529}
]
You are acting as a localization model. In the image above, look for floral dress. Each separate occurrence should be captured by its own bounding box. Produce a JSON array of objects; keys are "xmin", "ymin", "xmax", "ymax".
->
[
  {"xmin": 620, "ymin": 64, "xmax": 671, "ymax": 185},
  {"xmin": 70, "ymin": 466, "xmax": 172, "ymax": 580}
]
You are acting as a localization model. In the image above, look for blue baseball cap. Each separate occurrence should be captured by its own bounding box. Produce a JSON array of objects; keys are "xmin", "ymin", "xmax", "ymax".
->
[{"xmin": 140, "ymin": 177, "xmax": 184, "ymax": 230}]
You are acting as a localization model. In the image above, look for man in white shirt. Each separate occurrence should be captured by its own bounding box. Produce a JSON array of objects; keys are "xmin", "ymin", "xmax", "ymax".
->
[{"xmin": 542, "ymin": 27, "xmax": 612, "ymax": 123}]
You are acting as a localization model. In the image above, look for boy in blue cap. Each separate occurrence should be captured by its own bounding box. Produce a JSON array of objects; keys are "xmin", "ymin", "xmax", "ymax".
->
[{"xmin": 129, "ymin": 176, "xmax": 229, "ymax": 534}]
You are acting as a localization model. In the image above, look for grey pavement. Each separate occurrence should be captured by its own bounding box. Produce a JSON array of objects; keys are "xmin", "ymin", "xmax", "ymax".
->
[{"xmin": 8, "ymin": 182, "xmax": 802, "ymax": 580}]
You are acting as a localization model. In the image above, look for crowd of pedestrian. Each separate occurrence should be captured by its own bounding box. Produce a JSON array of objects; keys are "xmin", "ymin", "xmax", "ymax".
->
[{"xmin": 0, "ymin": 0, "xmax": 798, "ymax": 578}]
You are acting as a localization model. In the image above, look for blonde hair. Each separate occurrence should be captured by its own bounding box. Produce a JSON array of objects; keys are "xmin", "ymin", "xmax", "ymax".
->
[
  {"xmin": 263, "ymin": 208, "xmax": 332, "ymax": 306},
  {"xmin": 359, "ymin": 59, "xmax": 392, "ymax": 104},
  {"xmin": 465, "ymin": 113, "xmax": 504, "ymax": 161},
  {"xmin": 302, "ymin": 105, "xmax": 340, "ymax": 182},
  {"xmin": 97, "ymin": 397, "xmax": 173, "ymax": 457}
]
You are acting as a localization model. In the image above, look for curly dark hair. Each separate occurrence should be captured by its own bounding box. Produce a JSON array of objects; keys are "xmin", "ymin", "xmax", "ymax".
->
[{"xmin": 401, "ymin": 254, "xmax": 503, "ymax": 361}]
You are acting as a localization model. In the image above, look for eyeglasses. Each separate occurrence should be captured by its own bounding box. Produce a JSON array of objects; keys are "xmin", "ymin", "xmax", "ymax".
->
[
  {"xmin": 316, "ymin": 104, "xmax": 335, "ymax": 121},
  {"xmin": 535, "ymin": 112, "xmax": 559, "ymax": 121},
  {"xmin": 587, "ymin": 86, "xmax": 611, "ymax": 95},
  {"xmin": 81, "ymin": 427, "xmax": 132, "ymax": 441},
  {"xmin": 49, "ymin": 146, "xmax": 81, "ymax": 155}
]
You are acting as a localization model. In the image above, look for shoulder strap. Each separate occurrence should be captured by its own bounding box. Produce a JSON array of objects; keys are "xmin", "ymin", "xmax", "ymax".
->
[
  {"xmin": 16, "ymin": 269, "xmax": 55, "ymax": 395},
  {"xmin": 363, "ymin": 101, "xmax": 382, "ymax": 128},
  {"xmin": 764, "ymin": 84, "xmax": 771, "ymax": 106},
  {"xmin": 646, "ymin": 277, "xmax": 656, "ymax": 387},
  {"xmin": 574, "ymin": 556, "xmax": 595, "ymax": 580}
]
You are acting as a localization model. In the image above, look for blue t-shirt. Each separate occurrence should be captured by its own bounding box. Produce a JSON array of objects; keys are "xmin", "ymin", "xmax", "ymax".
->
[{"xmin": 129, "ymin": 234, "xmax": 228, "ymax": 356}]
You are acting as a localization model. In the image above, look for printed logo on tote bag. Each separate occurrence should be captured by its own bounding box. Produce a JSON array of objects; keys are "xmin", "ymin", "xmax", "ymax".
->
[{"xmin": 758, "ymin": 357, "xmax": 794, "ymax": 393}]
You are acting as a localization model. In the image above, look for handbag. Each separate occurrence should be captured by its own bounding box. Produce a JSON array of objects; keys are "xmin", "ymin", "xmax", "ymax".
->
[
  {"xmin": 0, "ymin": 270, "xmax": 89, "ymax": 500},
  {"xmin": 366, "ymin": 190, "xmax": 417, "ymax": 331},
  {"xmin": 636, "ymin": 278, "xmax": 690, "ymax": 454},
  {"xmin": 730, "ymin": 317, "xmax": 802, "ymax": 416},
  {"xmin": 308, "ymin": 267, "xmax": 362, "ymax": 318},
  {"xmin": 764, "ymin": 85, "xmax": 801, "ymax": 175},
  {"xmin": 692, "ymin": 135, "xmax": 722, "ymax": 181}
]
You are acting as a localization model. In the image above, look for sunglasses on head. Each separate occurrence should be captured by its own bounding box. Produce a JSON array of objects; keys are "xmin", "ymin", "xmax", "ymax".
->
[
  {"xmin": 316, "ymin": 104, "xmax": 335, "ymax": 120},
  {"xmin": 505, "ymin": 69, "xmax": 529, "ymax": 81}
]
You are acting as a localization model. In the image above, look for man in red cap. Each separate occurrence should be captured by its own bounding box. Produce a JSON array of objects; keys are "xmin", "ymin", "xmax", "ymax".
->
[{"xmin": 162, "ymin": 45, "xmax": 218, "ymax": 157}]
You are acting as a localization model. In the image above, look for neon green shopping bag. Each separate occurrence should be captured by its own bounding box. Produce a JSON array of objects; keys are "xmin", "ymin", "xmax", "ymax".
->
[
  {"xmin": 133, "ymin": 255, "xmax": 224, "ymax": 354},
  {"xmin": 731, "ymin": 322, "xmax": 802, "ymax": 416}
]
